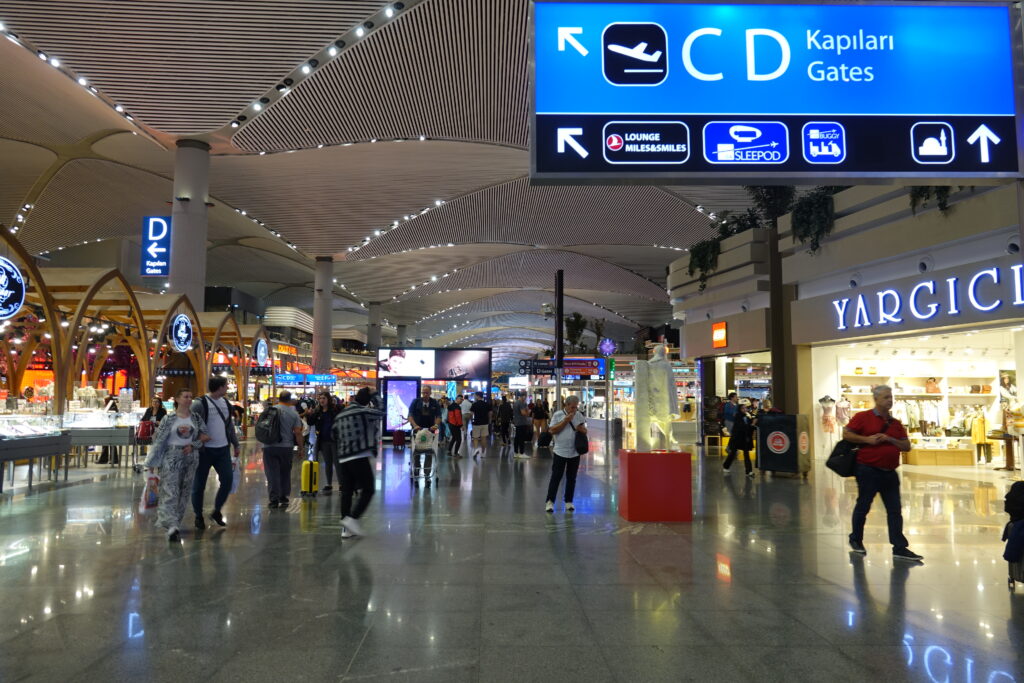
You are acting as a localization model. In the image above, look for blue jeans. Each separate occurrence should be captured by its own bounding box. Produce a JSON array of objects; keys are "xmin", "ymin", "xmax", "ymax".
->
[
  {"xmin": 191, "ymin": 445, "xmax": 233, "ymax": 515},
  {"xmin": 850, "ymin": 463, "xmax": 908, "ymax": 550}
]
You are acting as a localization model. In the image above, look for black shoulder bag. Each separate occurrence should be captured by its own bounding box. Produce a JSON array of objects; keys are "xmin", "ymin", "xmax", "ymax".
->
[
  {"xmin": 572, "ymin": 418, "xmax": 589, "ymax": 455},
  {"xmin": 826, "ymin": 418, "xmax": 892, "ymax": 477}
]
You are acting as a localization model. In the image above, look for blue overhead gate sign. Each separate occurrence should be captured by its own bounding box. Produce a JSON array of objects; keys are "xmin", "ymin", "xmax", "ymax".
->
[
  {"xmin": 532, "ymin": 1, "xmax": 1020, "ymax": 182},
  {"xmin": 141, "ymin": 216, "xmax": 171, "ymax": 278}
]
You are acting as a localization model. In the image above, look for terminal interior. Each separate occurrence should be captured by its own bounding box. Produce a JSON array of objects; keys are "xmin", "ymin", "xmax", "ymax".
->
[{"xmin": 0, "ymin": 2, "xmax": 1022, "ymax": 681}]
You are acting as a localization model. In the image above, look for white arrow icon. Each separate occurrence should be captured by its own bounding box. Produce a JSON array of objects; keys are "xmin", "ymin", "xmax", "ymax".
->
[
  {"xmin": 557, "ymin": 128, "xmax": 588, "ymax": 158},
  {"xmin": 558, "ymin": 27, "xmax": 588, "ymax": 56},
  {"xmin": 146, "ymin": 242, "xmax": 166, "ymax": 259},
  {"xmin": 967, "ymin": 124, "xmax": 1000, "ymax": 163}
]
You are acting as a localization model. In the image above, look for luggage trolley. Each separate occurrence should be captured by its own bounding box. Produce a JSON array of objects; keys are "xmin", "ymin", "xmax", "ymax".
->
[{"xmin": 410, "ymin": 428, "xmax": 439, "ymax": 485}]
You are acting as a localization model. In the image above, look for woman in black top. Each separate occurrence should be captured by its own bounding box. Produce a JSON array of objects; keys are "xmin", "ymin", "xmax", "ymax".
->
[
  {"xmin": 307, "ymin": 392, "xmax": 342, "ymax": 492},
  {"xmin": 531, "ymin": 400, "xmax": 550, "ymax": 445},
  {"xmin": 141, "ymin": 396, "xmax": 168, "ymax": 424},
  {"xmin": 723, "ymin": 403, "xmax": 756, "ymax": 477}
]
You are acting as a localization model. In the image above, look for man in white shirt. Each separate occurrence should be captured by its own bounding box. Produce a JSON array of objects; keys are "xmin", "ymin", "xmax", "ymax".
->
[
  {"xmin": 191, "ymin": 376, "xmax": 240, "ymax": 529},
  {"xmin": 545, "ymin": 395, "xmax": 587, "ymax": 512}
]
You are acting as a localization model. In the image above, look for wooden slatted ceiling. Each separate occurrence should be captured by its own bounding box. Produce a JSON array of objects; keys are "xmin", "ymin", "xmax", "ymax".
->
[
  {"xmin": 416, "ymin": 291, "xmax": 637, "ymax": 328},
  {"xmin": 233, "ymin": 0, "xmax": 529, "ymax": 152},
  {"xmin": 0, "ymin": 140, "xmax": 55, "ymax": 226},
  {"xmin": 0, "ymin": 1, "xmax": 389, "ymax": 135}
]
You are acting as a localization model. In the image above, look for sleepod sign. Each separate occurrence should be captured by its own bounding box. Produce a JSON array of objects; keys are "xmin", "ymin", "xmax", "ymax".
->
[
  {"xmin": 791, "ymin": 256, "xmax": 1024, "ymax": 344},
  {"xmin": 532, "ymin": 1, "xmax": 1020, "ymax": 182}
]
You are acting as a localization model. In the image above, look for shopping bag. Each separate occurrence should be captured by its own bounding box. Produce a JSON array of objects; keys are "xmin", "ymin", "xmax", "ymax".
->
[
  {"xmin": 139, "ymin": 474, "xmax": 159, "ymax": 513},
  {"xmin": 229, "ymin": 458, "xmax": 240, "ymax": 495},
  {"xmin": 825, "ymin": 441, "xmax": 859, "ymax": 477}
]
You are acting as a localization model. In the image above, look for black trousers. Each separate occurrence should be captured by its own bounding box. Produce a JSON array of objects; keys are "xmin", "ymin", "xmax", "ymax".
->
[
  {"xmin": 546, "ymin": 454, "xmax": 581, "ymax": 503},
  {"xmin": 339, "ymin": 457, "xmax": 375, "ymax": 520},
  {"xmin": 513, "ymin": 424, "xmax": 533, "ymax": 454},
  {"xmin": 850, "ymin": 463, "xmax": 908, "ymax": 550},
  {"xmin": 192, "ymin": 445, "xmax": 232, "ymax": 514},
  {"xmin": 262, "ymin": 446, "xmax": 294, "ymax": 503},
  {"xmin": 448, "ymin": 423, "xmax": 462, "ymax": 455},
  {"xmin": 723, "ymin": 444, "xmax": 753, "ymax": 473},
  {"xmin": 317, "ymin": 439, "xmax": 336, "ymax": 486}
]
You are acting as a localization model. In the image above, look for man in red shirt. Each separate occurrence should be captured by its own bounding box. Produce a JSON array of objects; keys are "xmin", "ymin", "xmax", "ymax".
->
[{"xmin": 842, "ymin": 385, "xmax": 923, "ymax": 562}]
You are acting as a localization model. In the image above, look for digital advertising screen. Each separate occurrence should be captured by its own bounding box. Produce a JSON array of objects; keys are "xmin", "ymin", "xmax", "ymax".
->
[
  {"xmin": 377, "ymin": 348, "xmax": 435, "ymax": 378},
  {"xmin": 435, "ymin": 349, "xmax": 492, "ymax": 380},
  {"xmin": 383, "ymin": 378, "xmax": 418, "ymax": 432}
]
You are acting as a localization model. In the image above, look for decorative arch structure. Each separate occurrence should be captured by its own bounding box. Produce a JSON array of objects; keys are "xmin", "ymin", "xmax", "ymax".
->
[
  {"xmin": 146, "ymin": 295, "xmax": 208, "ymax": 398},
  {"xmin": 43, "ymin": 267, "xmax": 151, "ymax": 407}
]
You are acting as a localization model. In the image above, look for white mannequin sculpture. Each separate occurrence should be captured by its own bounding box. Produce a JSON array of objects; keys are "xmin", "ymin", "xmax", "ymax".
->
[{"xmin": 634, "ymin": 343, "xmax": 679, "ymax": 450}]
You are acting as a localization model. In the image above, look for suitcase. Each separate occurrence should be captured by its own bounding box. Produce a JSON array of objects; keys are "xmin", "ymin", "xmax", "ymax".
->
[
  {"xmin": 300, "ymin": 459, "xmax": 319, "ymax": 497},
  {"xmin": 392, "ymin": 429, "xmax": 406, "ymax": 448},
  {"xmin": 537, "ymin": 431, "xmax": 553, "ymax": 449}
]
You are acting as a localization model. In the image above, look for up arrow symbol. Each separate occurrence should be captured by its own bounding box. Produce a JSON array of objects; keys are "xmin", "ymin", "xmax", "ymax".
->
[
  {"xmin": 967, "ymin": 124, "xmax": 1000, "ymax": 163},
  {"xmin": 557, "ymin": 27, "xmax": 588, "ymax": 56}
]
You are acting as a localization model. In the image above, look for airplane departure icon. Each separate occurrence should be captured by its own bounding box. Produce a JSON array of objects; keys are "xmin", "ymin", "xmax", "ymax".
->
[
  {"xmin": 607, "ymin": 42, "xmax": 663, "ymax": 63},
  {"xmin": 602, "ymin": 23, "xmax": 668, "ymax": 85}
]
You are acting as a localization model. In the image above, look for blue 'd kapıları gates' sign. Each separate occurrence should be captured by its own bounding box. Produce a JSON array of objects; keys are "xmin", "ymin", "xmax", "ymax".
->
[
  {"xmin": 254, "ymin": 338, "xmax": 269, "ymax": 366},
  {"xmin": 169, "ymin": 313, "xmax": 193, "ymax": 352},
  {"xmin": 0, "ymin": 256, "xmax": 26, "ymax": 321},
  {"xmin": 532, "ymin": 2, "xmax": 1019, "ymax": 182},
  {"xmin": 141, "ymin": 216, "xmax": 171, "ymax": 278}
]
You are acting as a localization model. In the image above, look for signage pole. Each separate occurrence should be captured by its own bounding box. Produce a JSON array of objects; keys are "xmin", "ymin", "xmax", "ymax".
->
[{"xmin": 555, "ymin": 269, "xmax": 564, "ymax": 412}]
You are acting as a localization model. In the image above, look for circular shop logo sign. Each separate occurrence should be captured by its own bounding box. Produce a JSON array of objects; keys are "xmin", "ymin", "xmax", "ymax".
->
[
  {"xmin": 606, "ymin": 133, "xmax": 624, "ymax": 151},
  {"xmin": 0, "ymin": 256, "xmax": 26, "ymax": 321},
  {"xmin": 255, "ymin": 338, "xmax": 269, "ymax": 366},
  {"xmin": 798, "ymin": 431, "xmax": 809, "ymax": 455},
  {"xmin": 170, "ymin": 313, "xmax": 193, "ymax": 352},
  {"xmin": 767, "ymin": 431, "xmax": 790, "ymax": 454}
]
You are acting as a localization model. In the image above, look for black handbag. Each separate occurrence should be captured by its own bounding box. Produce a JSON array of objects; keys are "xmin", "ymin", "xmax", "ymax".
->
[
  {"xmin": 826, "ymin": 440, "xmax": 860, "ymax": 477},
  {"xmin": 573, "ymin": 420, "xmax": 589, "ymax": 455},
  {"xmin": 827, "ymin": 418, "xmax": 892, "ymax": 477}
]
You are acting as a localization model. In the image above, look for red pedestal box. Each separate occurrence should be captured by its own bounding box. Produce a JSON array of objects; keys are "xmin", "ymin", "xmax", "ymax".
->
[{"xmin": 618, "ymin": 450, "xmax": 692, "ymax": 522}]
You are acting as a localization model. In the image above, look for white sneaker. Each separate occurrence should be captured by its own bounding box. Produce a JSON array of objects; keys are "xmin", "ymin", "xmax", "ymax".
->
[
  {"xmin": 545, "ymin": 501, "xmax": 554, "ymax": 512},
  {"xmin": 341, "ymin": 528, "xmax": 355, "ymax": 539},
  {"xmin": 341, "ymin": 516, "xmax": 364, "ymax": 537},
  {"xmin": 565, "ymin": 502, "xmax": 575, "ymax": 512}
]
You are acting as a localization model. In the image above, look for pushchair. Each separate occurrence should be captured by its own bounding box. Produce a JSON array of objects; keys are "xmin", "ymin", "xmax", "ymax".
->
[{"xmin": 411, "ymin": 428, "xmax": 439, "ymax": 485}]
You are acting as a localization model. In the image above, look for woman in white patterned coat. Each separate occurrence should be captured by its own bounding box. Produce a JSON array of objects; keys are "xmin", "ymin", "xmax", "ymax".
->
[{"xmin": 144, "ymin": 388, "xmax": 209, "ymax": 541}]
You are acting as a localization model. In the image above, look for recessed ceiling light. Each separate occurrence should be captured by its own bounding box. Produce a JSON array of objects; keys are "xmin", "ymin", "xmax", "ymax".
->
[
  {"xmin": 77, "ymin": 76, "xmax": 87, "ymax": 86},
  {"xmin": 114, "ymin": 104, "xmax": 124, "ymax": 113},
  {"xmin": 328, "ymin": 46, "xmax": 338, "ymax": 57},
  {"xmin": 301, "ymin": 64, "xmax": 311, "ymax": 74},
  {"xmin": 355, "ymin": 26, "xmax": 365, "ymax": 37},
  {"xmin": 49, "ymin": 57, "xmax": 60, "ymax": 67}
]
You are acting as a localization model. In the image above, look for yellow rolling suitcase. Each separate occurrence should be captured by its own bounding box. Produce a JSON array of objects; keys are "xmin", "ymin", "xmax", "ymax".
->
[{"xmin": 300, "ymin": 458, "xmax": 319, "ymax": 497}]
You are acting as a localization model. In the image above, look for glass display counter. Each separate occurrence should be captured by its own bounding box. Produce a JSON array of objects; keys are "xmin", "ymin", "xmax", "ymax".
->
[{"xmin": 0, "ymin": 415, "xmax": 71, "ymax": 494}]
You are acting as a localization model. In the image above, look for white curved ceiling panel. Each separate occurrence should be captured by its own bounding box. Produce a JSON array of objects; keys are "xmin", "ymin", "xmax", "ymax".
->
[
  {"xmin": 352, "ymin": 176, "xmax": 711, "ymax": 262},
  {"xmin": 233, "ymin": 0, "xmax": 529, "ymax": 152},
  {"xmin": 0, "ymin": 140, "xmax": 56, "ymax": 226},
  {"xmin": 0, "ymin": 39, "xmax": 131, "ymax": 146},
  {"xmin": 0, "ymin": 1, "xmax": 390, "ymax": 135},
  {"xmin": 209, "ymin": 141, "xmax": 526, "ymax": 256},
  {"xmin": 396, "ymin": 250, "xmax": 665, "ymax": 302},
  {"xmin": 92, "ymin": 131, "xmax": 174, "ymax": 177},
  {"xmin": 416, "ymin": 290, "xmax": 638, "ymax": 328},
  {"xmin": 19, "ymin": 159, "xmax": 171, "ymax": 254}
]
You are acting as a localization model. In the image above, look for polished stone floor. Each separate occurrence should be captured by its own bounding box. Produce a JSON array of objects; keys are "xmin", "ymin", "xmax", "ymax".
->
[{"xmin": 0, "ymin": 437, "xmax": 1022, "ymax": 682}]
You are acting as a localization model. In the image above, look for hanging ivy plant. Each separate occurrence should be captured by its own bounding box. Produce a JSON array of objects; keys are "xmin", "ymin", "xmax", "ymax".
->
[
  {"xmin": 908, "ymin": 186, "xmax": 957, "ymax": 215},
  {"xmin": 791, "ymin": 186, "xmax": 844, "ymax": 254},
  {"xmin": 687, "ymin": 239, "xmax": 721, "ymax": 293}
]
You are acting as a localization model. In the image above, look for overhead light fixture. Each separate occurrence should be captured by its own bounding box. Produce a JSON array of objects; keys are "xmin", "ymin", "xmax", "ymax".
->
[
  {"xmin": 230, "ymin": 121, "xmax": 239, "ymax": 128},
  {"xmin": 77, "ymin": 77, "xmax": 87, "ymax": 86},
  {"xmin": 328, "ymin": 46, "xmax": 338, "ymax": 57},
  {"xmin": 301, "ymin": 64, "xmax": 311, "ymax": 74},
  {"xmin": 385, "ymin": 7, "xmax": 395, "ymax": 18},
  {"xmin": 49, "ymin": 57, "xmax": 60, "ymax": 67},
  {"xmin": 355, "ymin": 26, "xmax": 365, "ymax": 37},
  {"xmin": 253, "ymin": 102, "xmax": 262, "ymax": 111},
  {"xmin": 114, "ymin": 104, "xmax": 124, "ymax": 113}
]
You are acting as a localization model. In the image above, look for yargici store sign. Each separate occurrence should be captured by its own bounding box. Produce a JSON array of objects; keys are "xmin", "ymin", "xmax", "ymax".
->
[{"xmin": 791, "ymin": 256, "xmax": 1024, "ymax": 344}]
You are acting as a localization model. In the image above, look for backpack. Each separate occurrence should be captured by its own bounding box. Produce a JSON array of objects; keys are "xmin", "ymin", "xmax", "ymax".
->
[
  {"xmin": 448, "ymin": 406, "xmax": 464, "ymax": 427},
  {"xmin": 255, "ymin": 406, "xmax": 281, "ymax": 445},
  {"xmin": 1007, "ymin": 481, "xmax": 1024, "ymax": 521}
]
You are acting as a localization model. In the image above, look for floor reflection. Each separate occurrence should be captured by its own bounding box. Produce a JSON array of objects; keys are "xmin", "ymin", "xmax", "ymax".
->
[{"xmin": 0, "ymin": 436, "xmax": 1020, "ymax": 680}]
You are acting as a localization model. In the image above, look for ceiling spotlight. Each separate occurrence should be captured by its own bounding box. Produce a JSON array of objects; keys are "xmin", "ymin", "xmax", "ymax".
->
[
  {"xmin": 328, "ymin": 46, "xmax": 338, "ymax": 57},
  {"xmin": 434, "ymin": 199, "xmax": 443, "ymax": 206},
  {"xmin": 385, "ymin": 7, "xmax": 395, "ymax": 17},
  {"xmin": 419, "ymin": 135, "xmax": 426, "ymax": 141},
  {"xmin": 49, "ymin": 57, "xmax": 60, "ymax": 67},
  {"xmin": 37, "ymin": 51, "xmax": 47, "ymax": 60},
  {"xmin": 253, "ymin": 102, "xmax": 262, "ymax": 111},
  {"xmin": 301, "ymin": 64, "xmax": 311, "ymax": 74},
  {"xmin": 114, "ymin": 104, "xmax": 124, "ymax": 112},
  {"xmin": 230, "ymin": 121, "xmax": 239, "ymax": 128},
  {"xmin": 77, "ymin": 76, "xmax": 88, "ymax": 86},
  {"xmin": 355, "ymin": 26, "xmax": 365, "ymax": 37}
]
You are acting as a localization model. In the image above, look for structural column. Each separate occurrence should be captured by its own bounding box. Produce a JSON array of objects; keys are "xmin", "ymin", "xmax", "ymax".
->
[
  {"xmin": 367, "ymin": 302, "xmax": 383, "ymax": 352},
  {"xmin": 312, "ymin": 256, "xmax": 333, "ymax": 373},
  {"xmin": 169, "ymin": 139, "xmax": 211, "ymax": 309},
  {"xmin": 397, "ymin": 324, "xmax": 408, "ymax": 347}
]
